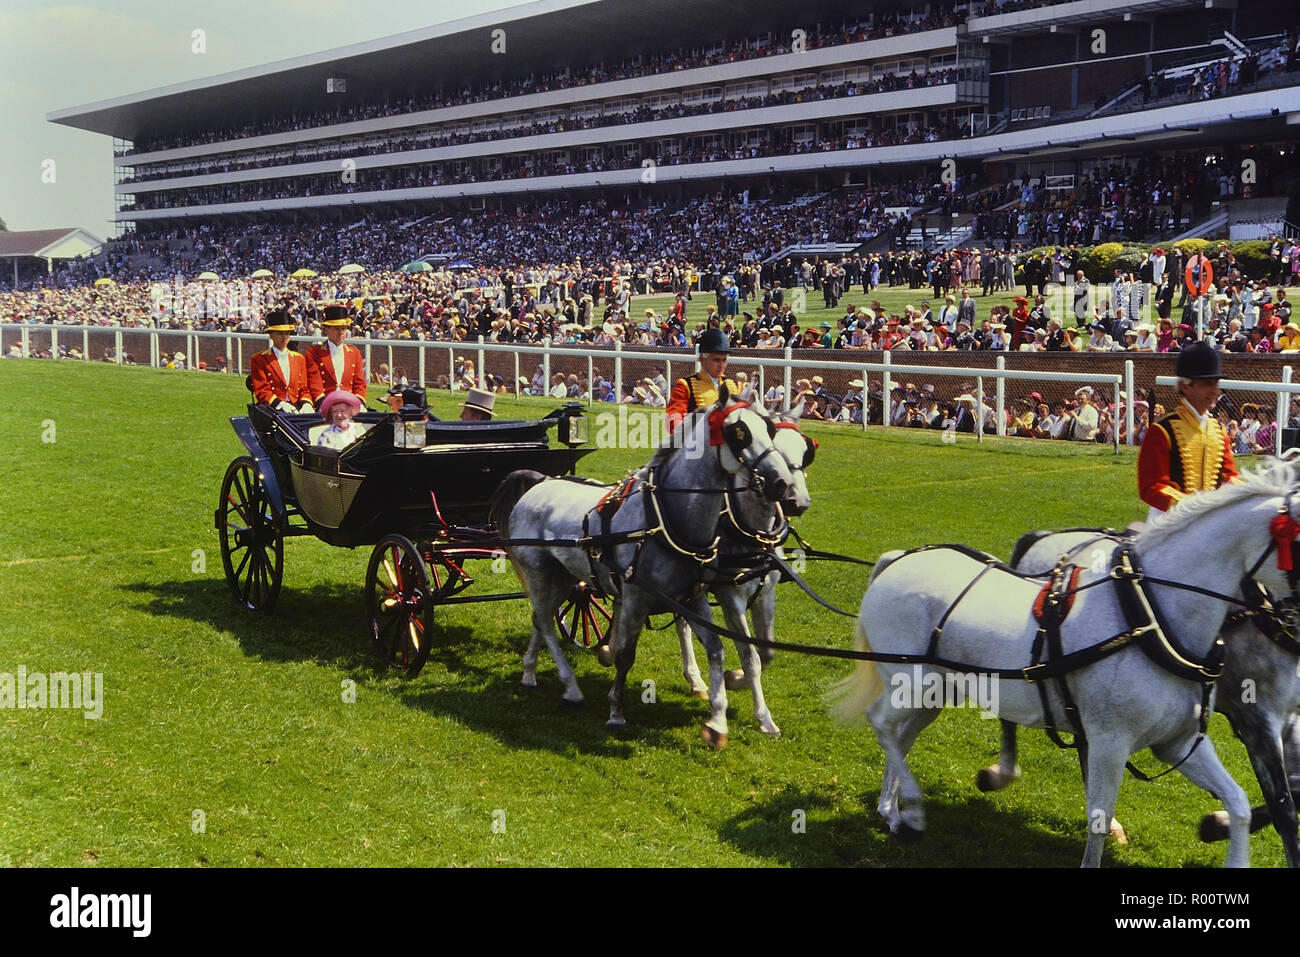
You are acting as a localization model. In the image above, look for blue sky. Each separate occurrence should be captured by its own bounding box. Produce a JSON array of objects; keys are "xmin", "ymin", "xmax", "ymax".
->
[{"xmin": 0, "ymin": 0, "xmax": 531, "ymax": 238}]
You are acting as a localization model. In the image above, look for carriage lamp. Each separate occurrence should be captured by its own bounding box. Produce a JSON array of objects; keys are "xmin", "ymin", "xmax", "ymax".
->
[
  {"xmin": 394, "ymin": 403, "xmax": 427, "ymax": 449},
  {"xmin": 558, "ymin": 402, "xmax": 588, "ymax": 448}
]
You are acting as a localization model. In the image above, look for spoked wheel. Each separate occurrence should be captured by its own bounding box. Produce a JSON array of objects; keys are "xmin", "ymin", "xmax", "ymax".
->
[
  {"xmin": 555, "ymin": 581, "xmax": 613, "ymax": 650},
  {"xmin": 218, "ymin": 456, "xmax": 284, "ymax": 612},
  {"xmin": 366, "ymin": 534, "xmax": 435, "ymax": 677}
]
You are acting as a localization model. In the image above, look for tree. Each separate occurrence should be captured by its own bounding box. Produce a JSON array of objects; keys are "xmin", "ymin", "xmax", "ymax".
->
[{"xmin": 0, "ymin": 216, "xmax": 7, "ymax": 231}]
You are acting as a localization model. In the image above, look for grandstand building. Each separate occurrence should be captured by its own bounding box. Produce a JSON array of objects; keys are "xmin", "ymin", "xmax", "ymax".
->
[{"xmin": 48, "ymin": 0, "xmax": 1300, "ymax": 252}]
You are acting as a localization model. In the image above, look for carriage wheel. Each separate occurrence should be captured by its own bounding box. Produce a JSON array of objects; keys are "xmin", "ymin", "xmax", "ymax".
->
[
  {"xmin": 555, "ymin": 582, "xmax": 613, "ymax": 649},
  {"xmin": 366, "ymin": 534, "xmax": 435, "ymax": 678},
  {"xmin": 218, "ymin": 456, "xmax": 284, "ymax": 612}
]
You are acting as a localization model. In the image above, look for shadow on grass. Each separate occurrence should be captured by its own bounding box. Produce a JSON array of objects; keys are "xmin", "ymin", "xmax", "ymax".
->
[
  {"xmin": 118, "ymin": 577, "xmax": 482, "ymax": 678},
  {"xmin": 717, "ymin": 787, "xmax": 1138, "ymax": 868},
  {"xmin": 121, "ymin": 577, "xmax": 722, "ymax": 757}
]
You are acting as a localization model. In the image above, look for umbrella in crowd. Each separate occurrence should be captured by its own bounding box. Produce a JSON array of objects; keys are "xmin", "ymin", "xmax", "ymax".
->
[
  {"xmin": 93, "ymin": 277, "xmax": 115, "ymax": 286},
  {"xmin": 291, "ymin": 268, "xmax": 317, "ymax": 278},
  {"xmin": 197, "ymin": 271, "xmax": 219, "ymax": 280},
  {"xmin": 400, "ymin": 261, "xmax": 433, "ymax": 273},
  {"xmin": 249, "ymin": 268, "xmax": 274, "ymax": 278},
  {"xmin": 338, "ymin": 263, "xmax": 366, "ymax": 274}
]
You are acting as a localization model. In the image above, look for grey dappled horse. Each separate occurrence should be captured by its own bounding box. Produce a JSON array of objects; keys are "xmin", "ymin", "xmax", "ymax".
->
[
  {"xmin": 832, "ymin": 461, "xmax": 1300, "ymax": 867},
  {"xmin": 1006, "ymin": 526, "xmax": 1300, "ymax": 867},
  {"xmin": 493, "ymin": 396, "xmax": 795, "ymax": 747}
]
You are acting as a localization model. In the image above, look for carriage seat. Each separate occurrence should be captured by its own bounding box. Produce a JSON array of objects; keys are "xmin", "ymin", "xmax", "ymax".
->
[{"xmin": 306, "ymin": 421, "xmax": 374, "ymax": 447}]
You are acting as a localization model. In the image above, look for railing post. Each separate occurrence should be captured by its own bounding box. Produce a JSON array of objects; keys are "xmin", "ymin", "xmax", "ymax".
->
[
  {"xmin": 613, "ymin": 341, "xmax": 622, "ymax": 404},
  {"xmin": 1278, "ymin": 366, "xmax": 1292, "ymax": 457},
  {"xmin": 976, "ymin": 376, "xmax": 984, "ymax": 444},
  {"xmin": 882, "ymin": 351, "xmax": 892, "ymax": 428},
  {"xmin": 513, "ymin": 351, "xmax": 520, "ymax": 398},
  {"xmin": 418, "ymin": 340, "xmax": 426, "ymax": 388},
  {"xmin": 82, "ymin": 327, "xmax": 89, "ymax": 362},
  {"xmin": 448, "ymin": 346, "xmax": 455, "ymax": 394},
  {"xmin": 782, "ymin": 346, "xmax": 792, "ymax": 413},
  {"xmin": 51, "ymin": 327, "xmax": 57, "ymax": 359},
  {"xmin": 587, "ymin": 354, "xmax": 594, "ymax": 407},
  {"xmin": 477, "ymin": 336, "xmax": 486, "ymax": 391},
  {"xmin": 365, "ymin": 341, "xmax": 373, "ymax": 383},
  {"xmin": 1125, "ymin": 359, "xmax": 1135, "ymax": 445},
  {"xmin": 115, "ymin": 330, "xmax": 123, "ymax": 366},
  {"xmin": 236, "ymin": 335, "xmax": 242, "ymax": 374},
  {"xmin": 995, "ymin": 356, "xmax": 1006, "ymax": 437},
  {"xmin": 1112, "ymin": 377, "xmax": 1120, "ymax": 454}
]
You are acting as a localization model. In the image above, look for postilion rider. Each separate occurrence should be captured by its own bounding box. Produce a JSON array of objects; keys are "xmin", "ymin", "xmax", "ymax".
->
[
  {"xmin": 306, "ymin": 304, "xmax": 368, "ymax": 409},
  {"xmin": 249, "ymin": 310, "xmax": 313, "ymax": 413},
  {"xmin": 665, "ymin": 328, "xmax": 737, "ymax": 434},
  {"xmin": 1137, "ymin": 341, "xmax": 1239, "ymax": 520}
]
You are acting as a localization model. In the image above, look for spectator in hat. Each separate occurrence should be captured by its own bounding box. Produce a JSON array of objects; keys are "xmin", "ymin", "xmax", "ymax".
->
[
  {"xmin": 460, "ymin": 387, "xmax": 496, "ymax": 421},
  {"xmin": 305, "ymin": 304, "xmax": 368, "ymax": 408},
  {"xmin": 1138, "ymin": 341, "xmax": 1238, "ymax": 516},
  {"xmin": 666, "ymin": 327, "xmax": 735, "ymax": 433},
  {"xmin": 249, "ymin": 310, "xmax": 313, "ymax": 412},
  {"xmin": 1086, "ymin": 322, "xmax": 1115, "ymax": 351},
  {"xmin": 315, "ymin": 390, "xmax": 364, "ymax": 449}
]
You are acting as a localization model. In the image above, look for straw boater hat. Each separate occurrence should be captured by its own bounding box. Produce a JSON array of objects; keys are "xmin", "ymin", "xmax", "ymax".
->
[
  {"xmin": 461, "ymin": 387, "xmax": 496, "ymax": 418},
  {"xmin": 322, "ymin": 304, "xmax": 351, "ymax": 327}
]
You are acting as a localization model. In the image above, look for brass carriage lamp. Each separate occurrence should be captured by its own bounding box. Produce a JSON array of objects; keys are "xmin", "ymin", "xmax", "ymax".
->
[
  {"xmin": 558, "ymin": 402, "xmax": 588, "ymax": 448},
  {"xmin": 393, "ymin": 389, "xmax": 428, "ymax": 449}
]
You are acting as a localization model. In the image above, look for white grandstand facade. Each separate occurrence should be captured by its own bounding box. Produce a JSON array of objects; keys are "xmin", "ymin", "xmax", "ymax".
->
[{"xmin": 48, "ymin": 0, "xmax": 1300, "ymax": 243}]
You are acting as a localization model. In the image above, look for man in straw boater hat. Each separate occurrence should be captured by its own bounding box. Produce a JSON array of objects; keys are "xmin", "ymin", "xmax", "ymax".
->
[
  {"xmin": 249, "ymin": 309, "xmax": 313, "ymax": 412},
  {"xmin": 305, "ymin": 304, "xmax": 367, "ymax": 409},
  {"xmin": 1137, "ymin": 340, "xmax": 1239, "ymax": 519},
  {"xmin": 459, "ymin": 387, "xmax": 496, "ymax": 422},
  {"xmin": 665, "ymin": 327, "xmax": 737, "ymax": 434}
]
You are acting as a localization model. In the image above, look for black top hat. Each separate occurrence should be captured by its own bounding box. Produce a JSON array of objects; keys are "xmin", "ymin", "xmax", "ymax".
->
[
  {"xmin": 264, "ymin": 309, "xmax": 293, "ymax": 331},
  {"xmin": 322, "ymin": 304, "xmax": 351, "ymax": 325},
  {"xmin": 1174, "ymin": 341, "xmax": 1221, "ymax": 380},
  {"xmin": 697, "ymin": 328, "xmax": 730, "ymax": 354}
]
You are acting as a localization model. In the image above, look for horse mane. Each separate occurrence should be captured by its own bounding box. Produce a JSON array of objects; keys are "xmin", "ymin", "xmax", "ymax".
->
[{"xmin": 1135, "ymin": 458, "xmax": 1300, "ymax": 548}]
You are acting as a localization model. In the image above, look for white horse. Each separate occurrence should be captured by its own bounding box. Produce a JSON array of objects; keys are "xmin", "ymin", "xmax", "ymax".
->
[
  {"xmin": 671, "ymin": 405, "xmax": 817, "ymax": 732},
  {"xmin": 493, "ymin": 396, "xmax": 796, "ymax": 747},
  {"xmin": 1004, "ymin": 526, "xmax": 1300, "ymax": 867},
  {"xmin": 831, "ymin": 460, "xmax": 1300, "ymax": 867}
]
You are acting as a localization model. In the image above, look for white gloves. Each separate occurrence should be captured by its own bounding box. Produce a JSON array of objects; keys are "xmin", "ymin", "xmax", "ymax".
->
[
  {"xmin": 276, "ymin": 400, "xmax": 296, "ymax": 413},
  {"xmin": 298, "ymin": 402, "xmax": 315, "ymax": 414}
]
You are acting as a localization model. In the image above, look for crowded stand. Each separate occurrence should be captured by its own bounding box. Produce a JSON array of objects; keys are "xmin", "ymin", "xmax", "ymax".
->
[
  {"xmin": 123, "ymin": 8, "xmax": 963, "ymax": 157},
  {"xmin": 122, "ymin": 71, "xmax": 960, "ymax": 188}
]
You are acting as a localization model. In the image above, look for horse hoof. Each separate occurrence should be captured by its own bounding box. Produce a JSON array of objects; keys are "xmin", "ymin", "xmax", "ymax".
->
[
  {"xmin": 1199, "ymin": 811, "xmax": 1230, "ymax": 844},
  {"xmin": 1110, "ymin": 820, "xmax": 1129, "ymax": 845},
  {"xmin": 596, "ymin": 644, "xmax": 615, "ymax": 667},
  {"xmin": 560, "ymin": 696, "xmax": 586, "ymax": 710},
  {"xmin": 723, "ymin": 669, "xmax": 748, "ymax": 691},
  {"xmin": 690, "ymin": 689, "xmax": 709, "ymax": 700},
  {"xmin": 516, "ymin": 682, "xmax": 537, "ymax": 694},
  {"xmin": 975, "ymin": 768, "xmax": 998, "ymax": 792},
  {"xmin": 605, "ymin": 718, "xmax": 626, "ymax": 731},
  {"xmin": 701, "ymin": 726, "xmax": 728, "ymax": 750},
  {"xmin": 894, "ymin": 822, "xmax": 925, "ymax": 843}
]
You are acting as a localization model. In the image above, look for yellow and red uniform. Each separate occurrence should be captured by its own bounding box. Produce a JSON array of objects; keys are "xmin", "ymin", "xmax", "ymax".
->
[
  {"xmin": 305, "ymin": 342, "xmax": 367, "ymax": 405},
  {"xmin": 1137, "ymin": 401, "xmax": 1238, "ymax": 511},
  {"xmin": 249, "ymin": 348, "xmax": 311, "ymax": 407},
  {"xmin": 665, "ymin": 370, "xmax": 737, "ymax": 433}
]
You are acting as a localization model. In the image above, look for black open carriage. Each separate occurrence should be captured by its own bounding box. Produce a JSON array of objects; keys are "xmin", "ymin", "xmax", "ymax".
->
[{"xmin": 214, "ymin": 398, "xmax": 607, "ymax": 676}]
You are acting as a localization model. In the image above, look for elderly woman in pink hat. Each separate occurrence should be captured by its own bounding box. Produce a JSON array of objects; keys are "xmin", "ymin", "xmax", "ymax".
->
[{"xmin": 315, "ymin": 390, "xmax": 364, "ymax": 449}]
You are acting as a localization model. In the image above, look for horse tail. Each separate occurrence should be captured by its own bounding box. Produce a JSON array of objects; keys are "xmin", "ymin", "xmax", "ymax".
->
[
  {"xmin": 490, "ymin": 469, "xmax": 550, "ymax": 540},
  {"xmin": 827, "ymin": 611, "xmax": 883, "ymax": 726},
  {"xmin": 1009, "ymin": 529, "xmax": 1050, "ymax": 569}
]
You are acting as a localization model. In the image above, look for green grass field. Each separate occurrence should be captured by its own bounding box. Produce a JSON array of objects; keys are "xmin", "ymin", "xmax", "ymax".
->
[{"xmin": 0, "ymin": 358, "xmax": 1287, "ymax": 868}]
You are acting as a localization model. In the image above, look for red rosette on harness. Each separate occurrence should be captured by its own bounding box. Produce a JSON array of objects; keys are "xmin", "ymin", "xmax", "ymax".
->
[{"xmin": 1270, "ymin": 513, "xmax": 1300, "ymax": 571}]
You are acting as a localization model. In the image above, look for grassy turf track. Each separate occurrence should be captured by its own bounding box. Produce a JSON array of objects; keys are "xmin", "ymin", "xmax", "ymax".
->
[{"xmin": 0, "ymin": 358, "xmax": 1286, "ymax": 867}]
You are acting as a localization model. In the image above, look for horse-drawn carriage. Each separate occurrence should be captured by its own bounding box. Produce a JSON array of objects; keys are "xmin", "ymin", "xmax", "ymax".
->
[{"xmin": 214, "ymin": 394, "xmax": 602, "ymax": 676}]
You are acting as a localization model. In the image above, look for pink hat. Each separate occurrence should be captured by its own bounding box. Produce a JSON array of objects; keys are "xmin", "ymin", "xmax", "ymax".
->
[{"xmin": 320, "ymin": 390, "xmax": 362, "ymax": 417}]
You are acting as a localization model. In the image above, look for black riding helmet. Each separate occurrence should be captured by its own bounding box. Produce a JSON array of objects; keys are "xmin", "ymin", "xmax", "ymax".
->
[{"xmin": 697, "ymin": 328, "xmax": 731, "ymax": 354}]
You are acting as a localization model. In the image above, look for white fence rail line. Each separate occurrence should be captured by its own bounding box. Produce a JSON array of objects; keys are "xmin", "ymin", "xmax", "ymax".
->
[{"xmin": 10, "ymin": 323, "xmax": 1297, "ymax": 456}]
